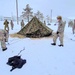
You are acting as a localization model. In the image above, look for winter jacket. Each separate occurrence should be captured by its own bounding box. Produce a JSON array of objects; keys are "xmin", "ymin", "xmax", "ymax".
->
[
  {"xmin": 4, "ymin": 20, "xmax": 9, "ymax": 27},
  {"xmin": 57, "ymin": 20, "xmax": 65, "ymax": 33}
]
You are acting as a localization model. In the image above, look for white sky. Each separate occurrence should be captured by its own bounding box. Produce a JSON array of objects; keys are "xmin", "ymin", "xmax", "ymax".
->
[{"xmin": 0, "ymin": 0, "xmax": 75, "ymax": 18}]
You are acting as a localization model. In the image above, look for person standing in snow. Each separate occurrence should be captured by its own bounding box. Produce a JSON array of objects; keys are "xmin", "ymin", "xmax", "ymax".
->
[
  {"xmin": 72, "ymin": 19, "xmax": 75, "ymax": 34},
  {"xmin": 51, "ymin": 16, "xmax": 65, "ymax": 47},
  {"xmin": 44, "ymin": 20, "xmax": 46, "ymax": 25},
  {"xmin": 68, "ymin": 20, "xmax": 73, "ymax": 27},
  {"xmin": 10, "ymin": 20, "xmax": 14, "ymax": 30},
  {"xmin": 0, "ymin": 29, "xmax": 9, "ymax": 51},
  {"xmin": 4, "ymin": 19, "xmax": 9, "ymax": 31},
  {"xmin": 21, "ymin": 20, "xmax": 25, "ymax": 29}
]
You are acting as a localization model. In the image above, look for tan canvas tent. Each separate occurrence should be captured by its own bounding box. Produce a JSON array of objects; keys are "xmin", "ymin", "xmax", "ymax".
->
[{"xmin": 17, "ymin": 17, "xmax": 53, "ymax": 38}]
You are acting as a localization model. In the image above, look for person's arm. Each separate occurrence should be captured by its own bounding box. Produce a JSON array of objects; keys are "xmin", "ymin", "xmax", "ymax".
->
[{"xmin": 4, "ymin": 22, "xmax": 5, "ymax": 25}]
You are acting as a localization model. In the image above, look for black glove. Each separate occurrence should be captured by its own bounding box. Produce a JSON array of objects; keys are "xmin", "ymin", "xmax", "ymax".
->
[
  {"xmin": 56, "ymin": 31, "xmax": 59, "ymax": 34},
  {"xmin": 4, "ymin": 33, "xmax": 6, "ymax": 37},
  {"xmin": 5, "ymin": 39, "xmax": 7, "ymax": 42}
]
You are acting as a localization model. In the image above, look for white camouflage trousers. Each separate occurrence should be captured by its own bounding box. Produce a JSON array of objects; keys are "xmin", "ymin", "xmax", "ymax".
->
[
  {"xmin": 53, "ymin": 32, "xmax": 64, "ymax": 45},
  {"xmin": 0, "ymin": 38, "xmax": 6, "ymax": 49}
]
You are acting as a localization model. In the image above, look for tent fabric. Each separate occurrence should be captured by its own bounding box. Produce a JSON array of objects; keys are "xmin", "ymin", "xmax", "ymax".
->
[{"xmin": 17, "ymin": 17, "xmax": 53, "ymax": 38}]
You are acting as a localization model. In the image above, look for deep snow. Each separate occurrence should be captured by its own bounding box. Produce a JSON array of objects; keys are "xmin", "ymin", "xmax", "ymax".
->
[{"xmin": 0, "ymin": 21, "xmax": 75, "ymax": 75}]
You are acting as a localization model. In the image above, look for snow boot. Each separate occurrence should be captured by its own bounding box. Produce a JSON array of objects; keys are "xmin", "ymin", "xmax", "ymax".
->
[
  {"xmin": 51, "ymin": 43, "xmax": 56, "ymax": 46},
  {"xmin": 58, "ymin": 44, "xmax": 64, "ymax": 47},
  {"xmin": 2, "ymin": 48, "xmax": 7, "ymax": 51}
]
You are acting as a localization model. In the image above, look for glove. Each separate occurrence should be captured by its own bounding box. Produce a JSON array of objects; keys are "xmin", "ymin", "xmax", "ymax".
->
[
  {"xmin": 5, "ymin": 39, "xmax": 6, "ymax": 42},
  {"xmin": 5, "ymin": 39, "xmax": 7, "ymax": 42},
  {"xmin": 4, "ymin": 33, "xmax": 6, "ymax": 37},
  {"xmin": 56, "ymin": 31, "xmax": 59, "ymax": 34}
]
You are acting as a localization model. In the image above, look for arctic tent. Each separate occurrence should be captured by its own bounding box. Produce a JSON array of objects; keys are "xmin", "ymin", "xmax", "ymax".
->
[{"xmin": 17, "ymin": 17, "xmax": 53, "ymax": 38}]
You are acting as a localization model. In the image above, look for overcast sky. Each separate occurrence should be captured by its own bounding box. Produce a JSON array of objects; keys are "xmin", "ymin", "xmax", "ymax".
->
[{"xmin": 0, "ymin": 0, "xmax": 75, "ymax": 18}]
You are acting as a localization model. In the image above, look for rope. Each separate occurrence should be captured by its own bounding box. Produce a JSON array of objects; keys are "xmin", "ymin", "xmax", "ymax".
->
[
  {"xmin": 7, "ymin": 39, "xmax": 23, "ymax": 45},
  {"xmin": 17, "ymin": 47, "xmax": 25, "ymax": 56}
]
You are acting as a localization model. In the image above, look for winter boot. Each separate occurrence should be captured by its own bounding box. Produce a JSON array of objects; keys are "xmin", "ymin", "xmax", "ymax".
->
[
  {"xmin": 58, "ymin": 44, "xmax": 64, "ymax": 47},
  {"xmin": 2, "ymin": 48, "xmax": 7, "ymax": 51},
  {"xmin": 51, "ymin": 43, "xmax": 56, "ymax": 46}
]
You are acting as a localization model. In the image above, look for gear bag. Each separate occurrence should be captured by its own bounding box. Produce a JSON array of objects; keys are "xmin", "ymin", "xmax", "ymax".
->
[{"xmin": 7, "ymin": 56, "xmax": 26, "ymax": 71}]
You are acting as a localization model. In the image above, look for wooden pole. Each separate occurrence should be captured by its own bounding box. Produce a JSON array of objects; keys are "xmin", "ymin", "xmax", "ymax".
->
[{"xmin": 16, "ymin": 0, "xmax": 19, "ymax": 24}]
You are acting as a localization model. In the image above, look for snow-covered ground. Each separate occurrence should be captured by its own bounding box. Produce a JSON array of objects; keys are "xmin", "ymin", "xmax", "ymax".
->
[{"xmin": 0, "ymin": 21, "xmax": 75, "ymax": 75}]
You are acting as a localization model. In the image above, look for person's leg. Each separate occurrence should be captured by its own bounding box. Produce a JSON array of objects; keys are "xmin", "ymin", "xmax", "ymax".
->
[
  {"xmin": 21, "ymin": 26, "xmax": 22, "ymax": 29},
  {"xmin": 8, "ymin": 26, "xmax": 9, "ymax": 31},
  {"xmin": 11, "ymin": 25, "xmax": 13, "ymax": 30},
  {"xmin": 53, "ymin": 33, "xmax": 58, "ymax": 43},
  {"xmin": 4, "ymin": 26, "xmax": 6, "ymax": 30},
  {"xmin": 11, "ymin": 25, "xmax": 12, "ymax": 30},
  {"xmin": 59, "ymin": 33, "xmax": 64, "ymax": 46},
  {"xmin": 6, "ymin": 32, "xmax": 9, "ymax": 42},
  {"xmin": 72, "ymin": 27, "xmax": 75, "ymax": 34},
  {"xmin": 12, "ymin": 25, "xmax": 13, "ymax": 30},
  {"xmin": 23, "ymin": 25, "xmax": 24, "ymax": 28},
  {"xmin": 51, "ymin": 33, "xmax": 58, "ymax": 45},
  {"xmin": 1, "ymin": 39, "xmax": 7, "ymax": 51}
]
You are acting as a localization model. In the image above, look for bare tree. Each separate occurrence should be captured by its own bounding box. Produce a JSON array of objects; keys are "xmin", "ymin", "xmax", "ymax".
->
[
  {"xmin": 34, "ymin": 11, "xmax": 44, "ymax": 22},
  {"xmin": 21, "ymin": 4, "xmax": 33, "ymax": 22}
]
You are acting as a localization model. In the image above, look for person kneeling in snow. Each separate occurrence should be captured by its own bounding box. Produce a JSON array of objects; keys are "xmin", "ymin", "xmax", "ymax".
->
[
  {"xmin": 0, "ymin": 29, "xmax": 9, "ymax": 51},
  {"xmin": 51, "ymin": 16, "xmax": 65, "ymax": 47},
  {"xmin": 7, "ymin": 56, "xmax": 26, "ymax": 72}
]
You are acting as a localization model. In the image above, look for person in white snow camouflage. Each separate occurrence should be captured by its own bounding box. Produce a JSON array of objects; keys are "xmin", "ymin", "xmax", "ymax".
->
[{"xmin": 51, "ymin": 16, "xmax": 65, "ymax": 47}]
